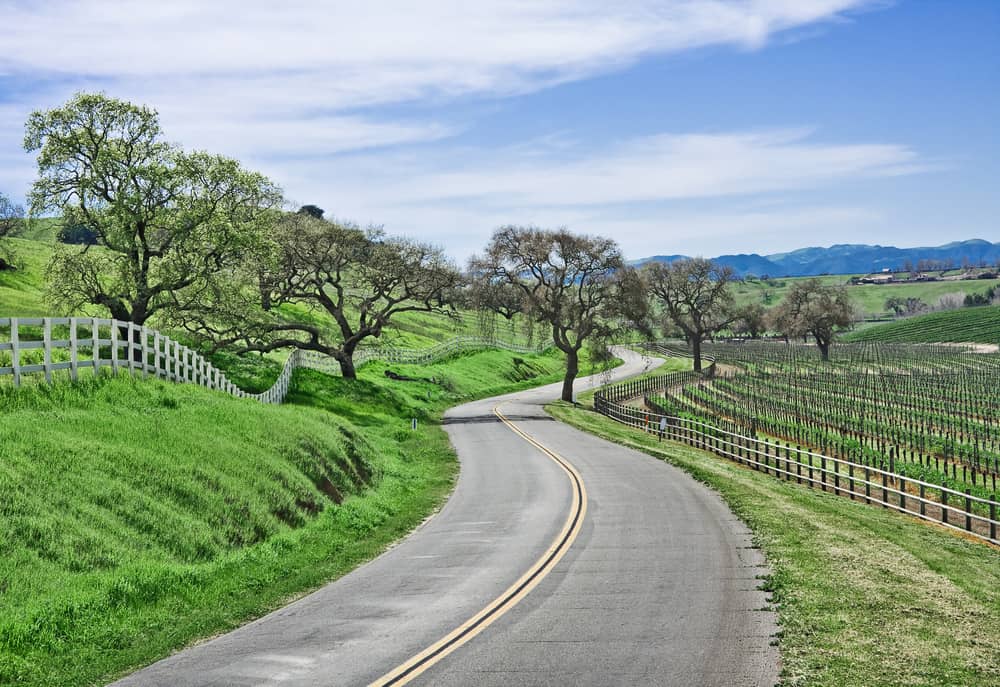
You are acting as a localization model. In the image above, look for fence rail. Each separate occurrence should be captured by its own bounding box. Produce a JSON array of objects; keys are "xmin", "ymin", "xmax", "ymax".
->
[
  {"xmin": 0, "ymin": 317, "xmax": 552, "ymax": 404},
  {"xmin": 594, "ymin": 367, "xmax": 1000, "ymax": 547}
]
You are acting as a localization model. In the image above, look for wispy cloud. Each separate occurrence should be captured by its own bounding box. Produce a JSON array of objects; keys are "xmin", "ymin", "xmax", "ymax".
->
[
  {"xmin": 0, "ymin": 0, "xmax": 909, "ymax": 260},
  {"xmin": 1, "ymin": 1, "xmax": 879, "ymax": 160},
  {"xmin": 261, "ymin": 127, "xmax": 920, "ymax": 259},
  {"xmin": 351, "ymin": 129, "xmax": 924, "ymax": 206}
]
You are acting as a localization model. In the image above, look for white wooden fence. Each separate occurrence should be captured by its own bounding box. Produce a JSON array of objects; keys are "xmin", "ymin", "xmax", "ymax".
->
[{"xmin": 0, "ymin": 317, "xmax": 551, "ymax": 404}]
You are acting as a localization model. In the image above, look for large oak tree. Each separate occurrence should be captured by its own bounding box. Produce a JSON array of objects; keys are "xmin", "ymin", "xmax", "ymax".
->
[
  {"xmin": 769, "ymin": 278, "xmax": 855, "ymax": 360},
  {"xmin": 470, "ymin": 226, "xmax": 629, "ymax": 402},
  {"xmin": 25, "ymin": 93, "xmax": 281, "ymax": 325},
  {"xmin": 643, "ymin": 257, "xmax": 735, "ymax": 371},
  {"xmin": 196, "ymin": 212, "xmax": 462, "ymax": 379}
]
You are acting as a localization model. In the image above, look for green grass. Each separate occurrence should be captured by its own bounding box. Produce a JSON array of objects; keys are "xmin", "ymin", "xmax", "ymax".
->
[
  {"xmin": 733, "ymin": 274, "xmax": 1000, "ymax": 317},
  {"xmin": 0, "ymin": 238, "xmax": 56, "ymax": 316},
  {"xmin": 0, "ymin": 236, "xmax": 538, "ymax": 350},
  {"xmin": 0, "ymin": 346, "xmax": 572, "ymax": 686},
  {"xmin": 843, "ymin": 305, "xmax": 1000, "ymax": 344},
  {"xmin": 548, "ymin": 393, "xmax": 1000, "ymax": 687},
  {"xmin": 11, "ymin": 218, "xmax": 61, "ymax": 243}
]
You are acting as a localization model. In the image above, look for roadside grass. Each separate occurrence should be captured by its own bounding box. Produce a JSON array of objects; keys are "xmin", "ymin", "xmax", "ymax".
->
[
  {"xmin": 547, "ymin": 392, "xmax": 1000, "ymax": 687},
  {"xmin": 0, "ymin": 346, "xmax": 570, "ymax": 687},
  {"xmin": 843, "ymin": 305, "xmax": 1000, "ymax": 344}
]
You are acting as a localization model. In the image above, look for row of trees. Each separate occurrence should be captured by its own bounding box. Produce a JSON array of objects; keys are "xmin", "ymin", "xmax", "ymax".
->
[{"xmin": 18, "ymin": 93, "xmax": 856, "ymax": 403}]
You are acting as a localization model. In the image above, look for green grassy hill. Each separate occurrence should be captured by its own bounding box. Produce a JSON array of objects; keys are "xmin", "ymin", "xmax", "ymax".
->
[
  {"xmin": 0, "ymin": 346, "xmax": 570, "ymax": 686},
  {"xmin": 733, "ymin": 274, "xmax": 1000, "ymax": 315},
  {"xmin": 0, "ymin": 238, "xmax": 55, "ymax": 316},
  {"xmin": 0, "ymin": 235, "xmax": 534, "ymax": 348},
  {"xmin": 843, "ymin": 305, "xmax": 1000, "ymax": 344}
]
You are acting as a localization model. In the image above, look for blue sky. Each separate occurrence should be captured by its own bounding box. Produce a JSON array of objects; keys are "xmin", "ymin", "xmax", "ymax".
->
[{"xmin": 0, "ymin": 1, "xmax": 997, "ymax": 261}]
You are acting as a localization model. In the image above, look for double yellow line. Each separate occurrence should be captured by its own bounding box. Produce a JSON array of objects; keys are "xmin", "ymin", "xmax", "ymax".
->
[{"xmin": 369, "ymin": 403, "xmax": 588, "ymax": 686}]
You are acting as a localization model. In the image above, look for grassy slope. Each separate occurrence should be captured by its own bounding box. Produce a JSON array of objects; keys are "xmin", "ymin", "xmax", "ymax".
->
[
  {"xmin": 548, "ymin": 392, "xmax": 1000, "ymax": 687},
  {"xmin": 843, "ymin": 305, "xmax": 1000, "ymax": 344},
  {"xmin": 0, "ymin": 346, "xmax": 571, "ymax": 687},
  {"xmin": 0, "ymin": 236, "xmax": 537, "ymax": 351},
  {"xmin": 0, "ymin": 238, "xmax": 54, "ymax": 316}
]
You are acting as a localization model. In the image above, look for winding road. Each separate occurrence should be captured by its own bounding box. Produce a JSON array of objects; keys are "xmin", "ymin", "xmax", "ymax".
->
[{"xmin": 113, "ymin": 349, "xmax": 779, "ymax": 686}]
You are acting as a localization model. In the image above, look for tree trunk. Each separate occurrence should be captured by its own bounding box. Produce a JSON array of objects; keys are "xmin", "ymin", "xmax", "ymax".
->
[
  {"xmin": 561, "ymin": 347, "xmax": 579, "ymax": 402},
  {"xmin": 817, "ymin": 338, "xmax": 830, "ymax": 361},
  {"xmin": 338, "ymin": 342, "xmax": 358, "ymax": 379},
  {"xmin": 692, "ymin": 336, "xmax": 703, "ymax": 372}
]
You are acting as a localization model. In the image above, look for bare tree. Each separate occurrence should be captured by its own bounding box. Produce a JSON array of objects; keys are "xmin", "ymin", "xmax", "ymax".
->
[
  {"xmin": 936, "ymin": 292, "xmax": 965, "ymax": 311},
  {"xmin": 470, "ymin": 226, "xmax": 626, "ymax": 402},
  {"xmin": 768, "ymin": 278, "xmax": 854, "ymax": 361},
  {"xmin": 643, "ymin": 258, "xmax": 735, "ymax": 371},
  {"xmin": 732, "ymin": 302, "xmax": 767, "ymax": 339},
  {"xmin": 0, "ymin": 192, "xmax": 24, "ymax": 270},
  {"xmin": 194, "ymin": 213, "xmax": 462, "ymax": 379}
]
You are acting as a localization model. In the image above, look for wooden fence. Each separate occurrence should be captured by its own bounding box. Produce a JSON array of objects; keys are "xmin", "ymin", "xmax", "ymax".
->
[
  {"xmin": 0, "ymin": 317, "xmax": 552, "ymax": 404},
  {"xmin": 593, "ymin": 369, "xmax": 1000, "ymax": 546}
]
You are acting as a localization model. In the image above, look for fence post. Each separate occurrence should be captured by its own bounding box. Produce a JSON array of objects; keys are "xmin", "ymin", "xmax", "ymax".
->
[
  {"xmin": 941, "ymin": 487, "xmax": 949, "ymax": 525},
  {"xmin": 965, "ymin": 489, "xmax": 972, "ymax": 532},
  {"xmin": 919, "ymin": 483, "xmax": 926, "ymax": 516},
  {"xmin": 43, "ymin": 317, "xmax": 53, "ymax": 384},
  {"xmin": 141, "ymin": 327, "xmax": 149, "ymax": 378},
  {"xmin": 91, "ymin": 318, "xmax": 100, "ymax": 375},
  {"xmin": 154, "ymin": 332, "xmax": 162, "ymax": 379},
  {"xmin": 128, "ymin": 323, "xmax": 137, "ymax": 376},
  {"xmin": 991, "ymin": 497, "xmax": 997, "ymax": 542},
  {"xmin": 111, "ymin": 322, "xmax": 120, "ymax": 374},
  {"xmin": 10, "ymin": 317, "xmax": 20, "ymax": 387},
  {"xmin": 69, "ymin": 317, "xmax": 78, "ymax": 381}
]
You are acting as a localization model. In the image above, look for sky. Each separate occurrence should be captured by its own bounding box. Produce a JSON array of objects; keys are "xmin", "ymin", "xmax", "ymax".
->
[{"xmin": 0, "ymin": 1, "xmax": 997, "ymax": 262}]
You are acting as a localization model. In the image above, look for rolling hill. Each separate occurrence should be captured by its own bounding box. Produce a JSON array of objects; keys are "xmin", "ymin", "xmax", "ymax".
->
[{"xmin": 636, "ymin": 239, "xmax": 1000, "ymax": 278}]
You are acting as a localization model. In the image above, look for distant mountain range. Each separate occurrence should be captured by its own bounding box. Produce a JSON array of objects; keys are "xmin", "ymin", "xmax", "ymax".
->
[{"xmin": 633, "ymin": 239, "xmax": 1000, "ymax": 277}]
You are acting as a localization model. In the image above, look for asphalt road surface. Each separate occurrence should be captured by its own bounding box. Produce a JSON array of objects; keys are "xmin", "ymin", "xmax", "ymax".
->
[{"xmin": 113, "ymin": 349, "xmax": 779, "ymax": 686}]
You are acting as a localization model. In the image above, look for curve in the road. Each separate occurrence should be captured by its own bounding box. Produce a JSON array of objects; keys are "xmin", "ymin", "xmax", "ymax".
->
[
  {"xmin": 113, "ymin": 349, "xmax": 779, "ymax": 687},
  {"xmin": 370, "ymin": 403, "xmax": 587, "ymax": 686}
]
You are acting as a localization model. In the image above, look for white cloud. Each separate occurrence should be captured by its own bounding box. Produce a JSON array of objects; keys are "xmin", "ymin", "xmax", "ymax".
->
[
  {"xmin": 0, "ymin": 0, "xmax": 911, "ymax": 260},
  {"xmin": 256, "ymin": 128, "xmax": 920, "ymax": 260},
  {"xmin": 0, "ymin": 1, "xmax": 878, "ymax": 160},
  {"xmin": 356, "ymin": 129, "xmax": 923, "ymax": 206}
]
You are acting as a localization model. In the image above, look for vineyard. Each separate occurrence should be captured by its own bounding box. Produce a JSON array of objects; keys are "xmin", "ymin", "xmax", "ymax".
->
[
  {"xmin": 613, "ymin": 341, "xmax": 1000, "ymax": 543},
  {"xmin": 845, "ymin": 304, "xmax": 1000, "ymax": 344}
]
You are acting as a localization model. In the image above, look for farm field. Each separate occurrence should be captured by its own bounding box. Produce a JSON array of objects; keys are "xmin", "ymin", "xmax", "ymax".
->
[
  {"xmin": 549, "ymin": 392, "xmax": 1000, "ymax": 687},
  {"xmin": 0, "ymin": 346, "xmax": 570, "ymax": 687},
  {"xmin": 844, "ymin": 305, "xmax": 1000, "ymax": 344},
  {"xmin": 650, "ymin": 342, "xmax": 1000, "ymax": 525}
]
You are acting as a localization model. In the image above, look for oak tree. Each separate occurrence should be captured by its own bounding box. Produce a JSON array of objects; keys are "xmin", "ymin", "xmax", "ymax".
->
[
  {"xmin": 471, "ymin": 226, "xmax": 626, "ymax": 402},
  {"xmin": 25, "ymin": 93, "xmax": 281, "ymax": 324},
  {"xmin": 643, "ymin": 257, "xmax": 735, "ymax": 371},
  {"xmin": 769, "ymin": 278, "xmax": 854, "ymax": 360},
  {"xmin": 196, "ymin": 212, "xmax": 462, "ymax": 379}
]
